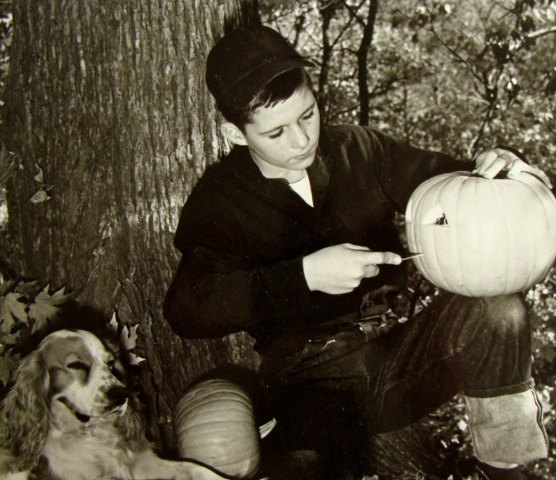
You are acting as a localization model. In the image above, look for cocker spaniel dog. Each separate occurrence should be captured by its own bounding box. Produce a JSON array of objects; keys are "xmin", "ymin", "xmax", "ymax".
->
[{"xmin": 0, "ymin": 329, "xmax": 231, "ymax": 480}]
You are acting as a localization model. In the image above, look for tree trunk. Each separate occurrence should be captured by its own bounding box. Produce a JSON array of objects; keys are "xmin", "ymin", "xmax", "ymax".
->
[
  {"xmin": 317, "ymin": 0, "xmax": 337, "ymax": 120},
  {"xmin": 2, "ymin": 0, "xmax": 260, "ymax": 448},
  {"xmin": 356, "ymin": 0, "xmax": 378, "ymax": 126}
]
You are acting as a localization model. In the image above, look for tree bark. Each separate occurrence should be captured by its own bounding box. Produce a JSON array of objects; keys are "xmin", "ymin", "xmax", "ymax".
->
[
  {"xmin": 317, "ymin": 0, "xmax": 337, "ymax": 120},
  {"xmin": 2, "ymin": 0, "xmax": 260, "ymax": 448},
  {"xmin": 356, "ymin": 0, "xmax": 378, "ymax": 126}
]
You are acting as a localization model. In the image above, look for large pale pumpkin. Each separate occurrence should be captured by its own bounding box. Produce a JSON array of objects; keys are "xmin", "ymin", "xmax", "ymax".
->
[
  {"xmin": 405, "ymin": 171, "xmax": 556, "ymax": 296},
  {"xmin": 174, "ymin": 378, "xmax": 260, "ymax": 477}
]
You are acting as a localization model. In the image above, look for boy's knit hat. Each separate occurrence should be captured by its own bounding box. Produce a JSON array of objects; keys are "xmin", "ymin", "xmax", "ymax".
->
[{"xmin": 206, "ymin": 25, "xmax": 313, "ymax": 110}]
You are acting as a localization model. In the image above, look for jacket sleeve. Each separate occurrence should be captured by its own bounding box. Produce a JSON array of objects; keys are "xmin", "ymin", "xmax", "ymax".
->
[
  {"xmin": 360, "ymin": 127, "xmax": 473, "ymax": 212},
  {"xmin": 163, "ymin": 187, "xmax": 313, "ymax": 339}
]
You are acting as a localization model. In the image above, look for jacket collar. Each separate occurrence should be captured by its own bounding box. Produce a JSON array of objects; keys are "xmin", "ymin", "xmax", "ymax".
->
[
  {"xmin": 228, "ymin": 143, "xmax": 332, "ymax": 212},
  {"xmin": 307, "ymin": 148, "xmax": 331, "ymax": 211},
  {"xmin": 221, "ymin": 143, "xmax": 332, "ymax": 241}
]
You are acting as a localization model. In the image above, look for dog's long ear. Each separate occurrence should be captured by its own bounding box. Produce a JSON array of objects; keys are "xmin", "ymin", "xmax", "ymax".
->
[
  {"xmin": 116, "ymin": 394, "xmax": 149, "ymax": 451},
  {"xmin": 0, "ymin": 350, "xmax": 50, "ymax": 470}
]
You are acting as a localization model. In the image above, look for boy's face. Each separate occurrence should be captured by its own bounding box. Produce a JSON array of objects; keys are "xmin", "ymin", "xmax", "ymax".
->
[{"xmin": 233, "ymin": 85, "xmax": 320, "ymax": 178}]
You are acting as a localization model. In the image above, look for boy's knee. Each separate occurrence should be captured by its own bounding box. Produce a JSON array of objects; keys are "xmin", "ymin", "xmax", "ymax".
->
[
  {"xmin": 481, "ymin": 294, "xmax": 528, "ymax": 335},
  {"xmin": 448, "ymin": 293, "xmax": 533, "ymax": 397},
  {"xmin": 451, "ymin": 292, "xmax": 526, "ymax": 325},
  {"xmin": 441, "ymin": 293, "xmax": 529, "ymax": 358}
]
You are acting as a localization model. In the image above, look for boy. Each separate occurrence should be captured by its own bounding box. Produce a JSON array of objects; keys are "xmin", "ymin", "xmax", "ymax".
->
[{"xmin": 164, "ymin": 26, "xmax": 550, "ymax": 479}]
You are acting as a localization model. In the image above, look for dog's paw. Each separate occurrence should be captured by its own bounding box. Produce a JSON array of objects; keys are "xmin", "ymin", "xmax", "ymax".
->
[{"xmin": 0, "ymin": 466, "xmax": 29, "ymax": 480}]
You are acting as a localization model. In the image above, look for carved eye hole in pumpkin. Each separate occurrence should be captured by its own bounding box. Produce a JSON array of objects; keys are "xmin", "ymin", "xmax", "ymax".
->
[
  {"xmin": 434, "ymin": 213, "xmax": 449, "ymax": 225},
  {"xmin": 420, "ymin": 204, "xmax": 449, "ymax": 226}
]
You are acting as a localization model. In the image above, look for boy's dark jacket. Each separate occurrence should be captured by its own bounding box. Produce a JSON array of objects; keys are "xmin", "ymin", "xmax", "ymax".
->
[{"xmin": 164, "ymin": 124, "xmax": 471, "ymax": 349}]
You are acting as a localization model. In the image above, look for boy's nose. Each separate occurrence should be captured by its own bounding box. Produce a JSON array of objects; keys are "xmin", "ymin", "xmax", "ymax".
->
[{"xmin": 289, "ymin": 125, "xmax": 310, "ymax": 150}]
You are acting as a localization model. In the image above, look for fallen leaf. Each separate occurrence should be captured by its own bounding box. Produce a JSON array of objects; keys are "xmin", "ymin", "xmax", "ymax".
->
[
  {"xmin": 13, "ymin": 279, "xmax": 40, "ymax": 297},
  {"xmin": 33, "ymin": 164, "xmax": 44, "ymax": 183},
  {"xmin": 108, "ymin": 312, "xmax": 118, "ymax": 332},
  {"xmin": 28, "ymin": 285, "xmax": 70, "ymax": 335},
  {"xmin": 127, "ymin": 351, "xmax": 145, "ymax": 366},
  {"xmin": 120, "ymin": 323, "xmax": 139, "ymax": 351},
  {"xmin": 29, "ymin": 189, "xmax": 51, "ymax": 204},
  {"xmin": 0, "ymin": 349, "xmax": 20, "ymax": 387},
  {"xmin": 112, "ymin": 316, "xmax": 146, "ymax": 366},
  {"xmin": 0, "ymin": 292, "xmax": 28, "ymax": 335}
]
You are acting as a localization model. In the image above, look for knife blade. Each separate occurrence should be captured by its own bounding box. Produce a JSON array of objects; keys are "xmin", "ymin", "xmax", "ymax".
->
[{"xmin": 401, "ymin": 252, "xmax": 424, "ymax": 262}]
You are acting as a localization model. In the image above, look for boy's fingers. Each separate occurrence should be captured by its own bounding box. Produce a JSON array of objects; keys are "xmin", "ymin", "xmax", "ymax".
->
[
  {"xmin": 362, "ymin": 251, "xmax": 402, "ymax": 265},
  {"xmin": 344, "ymin": 243, "xmax": 370, "ymax": 251},
  {"xmin": 510, "ymin": 163, "xmax": 553, "ymax": 188},
  {"xmin": 474, "ymin": 155, "xmax": 507, "ymax": 178},
  {"xmin": 474, "ymin": 150, "xmax": 497, "ymax": 169},
  {"xmin": 363, "ymin": 264, "xmax": 380, "ymax": 278}
]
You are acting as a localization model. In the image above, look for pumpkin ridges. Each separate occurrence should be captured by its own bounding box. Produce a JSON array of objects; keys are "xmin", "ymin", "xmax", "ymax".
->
[
  {"xmin": 502, "ymin": 182, "xmax": 516, "ymax": 293},
  {"xmin": 176, "ymin": 401, "xmax": 254, "ymax": 417},
  {"xmin": 176, "ymin": 405, "xmax": 257, "ymax": 433},
  {"xmin": 507, "ymin": 180, "xmax": 542, "ymax": 292},
  {"xmin": 510, "ymin": 183, "xmax": 524, "ymax": 292},
  {"xmin": 409, "ymin": 173, "xmax": 438, "ymax": 288},
  {"xmin": 406, "ymin": 171, "xmax": 556, "ymax": 296},
  {"xmin": 178, "ymin": 382, "xmax": 251, "ymax": 399},
  {"xmin": 522, "ymin": 178, "xmax": 555, "ymax": 288},
  {"xmin": 423, "ymin": 176, "xmax": 442, "ymax": 290},
  {"xmin": 479, "ymin": 178, "xmax": 506, "ymax": 294},
  {"xmin": 178, "ymin": 419, "xmax": 257, "ymax": 432},
  {"xmin": 178, "ymin": 388, "xmax": 252, "ymax": 400},
  {"xmin": 178, "ymin": 430, "xmax": 258, "ymax": 451},
  {"xmin": 179, "ymin": 438, "xmax": 258, "ymax": 454},
  {"xmin": 439, "ymin": 175, "xmax": 458, "ymax": 291},
  {"xmin": 176, "ymin": 411, "xmax": 256, "ymax": 430},
  {"xmin": 176, "ymin": 395, "xmax": 253, "ymax": 413},
  {"xmin": 456, "ymin": 176, "xmax": 476, "ymax": 295},
  {"xmin": 179, "ymin": 434, "xmax": 257, "ymax": 457},
  {"xmin": 505, "ymin": 181, "xmax": 531, "ymax": 293},
  {"xmin": 175, "ymin": 404, "xmax": 254, "ymax": 426},
  {"xmin": 464, "ymin": 177, "xmax": 484, "ymax": 295},
  {"xmin": 426, "ymin": 173, "xmax": 458, "ymax": 292},
  {"xmin": 174, "ymin": 378, "xmax": 260, "ymax": 477},
  {"xmin": 177, "ymin": 442, "xmax": 258, "ymax": 473},
  {"xmin": 451, "ymin": 175, "xmax": 467, "ymax": 294}
]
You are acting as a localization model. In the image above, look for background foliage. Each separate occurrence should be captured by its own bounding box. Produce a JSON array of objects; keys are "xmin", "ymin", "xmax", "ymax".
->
[{"xmin": 0, "ymin": 0, "xmax": 554, "ymax": 478}]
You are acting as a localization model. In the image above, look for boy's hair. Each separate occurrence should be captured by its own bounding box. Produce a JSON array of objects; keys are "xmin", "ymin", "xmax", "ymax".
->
[
  {"xmin": 205, "ymin": 26, "xmax": 313, "ymax": 127},
  {"xmin": 219, "ymin": 67, "xmax": 312, "ymax": 129}
]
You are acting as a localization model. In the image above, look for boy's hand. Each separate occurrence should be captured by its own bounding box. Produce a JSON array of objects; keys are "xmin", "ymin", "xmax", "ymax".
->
[
  {"xmin": 474, "ymin": 148, "xmax": 552, "ymax": 188},
  {"xmin": 303, "ymin": 243, "xmax": 402, "ymax": 295}
]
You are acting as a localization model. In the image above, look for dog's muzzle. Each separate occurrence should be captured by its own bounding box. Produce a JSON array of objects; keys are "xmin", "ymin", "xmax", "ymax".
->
[{"xmin": 58, "ymin": 396, "xmax": 91, "ymax": 423}]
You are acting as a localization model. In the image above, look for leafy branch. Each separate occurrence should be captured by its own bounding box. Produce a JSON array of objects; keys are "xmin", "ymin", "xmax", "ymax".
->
[{"xmin": 0, "ymin": 277, "xmax": 70, "ymax": 388}]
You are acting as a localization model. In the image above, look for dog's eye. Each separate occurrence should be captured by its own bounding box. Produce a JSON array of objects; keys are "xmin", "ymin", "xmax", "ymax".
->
[
  {"xmin": 107, "ymin": 359, "xmax": 125, "ymax": 380},
  {"xmin": 67, "ymin": 361, "xmax": 89, "ymax": 371}
]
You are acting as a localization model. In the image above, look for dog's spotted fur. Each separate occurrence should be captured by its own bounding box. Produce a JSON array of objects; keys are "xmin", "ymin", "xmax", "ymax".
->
[{"xmin": 0, "ymin": 329, "xmax": 229, "ymax": 480}]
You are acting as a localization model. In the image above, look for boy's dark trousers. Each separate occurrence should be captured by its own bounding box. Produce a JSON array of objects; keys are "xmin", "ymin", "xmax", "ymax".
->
[{"xmin": 259, "ymin": 292, "xmax": 548, "ymax": 479}]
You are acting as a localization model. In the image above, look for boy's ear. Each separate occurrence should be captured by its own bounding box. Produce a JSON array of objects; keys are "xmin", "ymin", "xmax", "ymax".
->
[{"xmin": 220, "ymin": 122, "xmax": 248, "ymax": 146}]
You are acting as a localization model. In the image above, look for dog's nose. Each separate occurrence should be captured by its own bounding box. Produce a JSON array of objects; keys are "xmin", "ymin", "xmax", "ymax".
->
[{"xmin": 106, "ymin": 385, "xmax": 130, "ymax": 406}]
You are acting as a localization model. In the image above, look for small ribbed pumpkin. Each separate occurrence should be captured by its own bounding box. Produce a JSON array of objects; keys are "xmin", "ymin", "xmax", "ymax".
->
[
  {"xmin": 405, "ymin": 171, "xmax": 556, "ymax": 296},
  {"xmin": 174, "ymin": 378, "xmax": 260, "ymax": 477}
]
